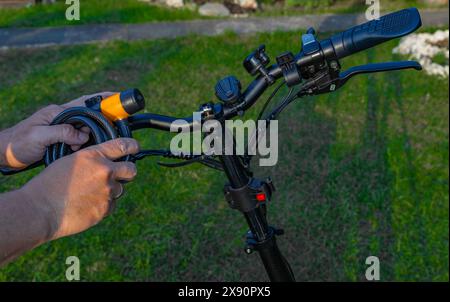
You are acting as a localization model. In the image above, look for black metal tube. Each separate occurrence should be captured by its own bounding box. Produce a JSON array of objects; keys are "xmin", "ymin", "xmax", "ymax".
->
[
  {"xmin": 219, "ymin": 155, "xmax": 249, "ymax": 188},
  {"xmin": 220, "ymin": 154, "xmax": 295, "ymax": 282},
  {"xmin": 256, "ymin": 235, "xmax": 296, "ymax": 282},
  {"xmin": 244, "ymin": 206, "xmax": 269, "ymax": 241},
  {"xmin": 128, "ymin": 113, "xmax": 199, "ymax": 132}
]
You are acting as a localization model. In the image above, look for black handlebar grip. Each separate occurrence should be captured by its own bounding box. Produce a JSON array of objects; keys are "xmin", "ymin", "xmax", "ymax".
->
[{"xmin": 329, "ymin": 8, "xmax": 422, "ymax": 59}]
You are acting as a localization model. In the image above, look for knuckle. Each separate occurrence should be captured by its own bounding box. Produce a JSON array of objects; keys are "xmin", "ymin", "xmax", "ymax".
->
[
  {"xmin": 77, "ymin": 148, "xmax": 94, "ymax": 159},
  {"xmin": 71, "ymin": 150, "xmax": 90, "ymax": 165},
  {"xmin": 114, "ymin": 139, "xmax": 128, "ymax": 154},
  {"xmin": 84, "ymin": 147, "xmax": 104, "ymax": 159},
  {"xmin": 38, "ymin": 104, "xmax": 62, "ymax": 121},
  {"xmin": 43, "ymin": 104, "xmax": 61, "ymax": 115},
  {"xmin": 61, "ymin": 125, "xmax": 74, "ymax": 137},
  {"xmin": 78, "ymin": 147, "xmax": 98, "ymax": 158},
  {"xmin": 45, "ymin": 104, "xmax": 60, "ymax": 111},
  {"xmin": 100, "ymin": 165, "xmax": 114, "ymax": 179}
]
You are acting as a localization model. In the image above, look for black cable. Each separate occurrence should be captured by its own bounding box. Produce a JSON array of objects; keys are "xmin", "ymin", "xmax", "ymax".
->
[
  {"xmin": 265, "ymin": 87, "xmax": 294, "ymax": 121},
  {"xmin": 44, "ymin": 107, "xmax": 129, "ymax": 165},
  {"xmin": 0, "ymin": 106, "xmax": 133, "ymax": 176},
  {"xmin": 242, "ymin": 82, "xmax": 286, "ymax": 163},
  {"xmin": 256, "ymin": 81, "xmax": 285, "ymax": 122}
]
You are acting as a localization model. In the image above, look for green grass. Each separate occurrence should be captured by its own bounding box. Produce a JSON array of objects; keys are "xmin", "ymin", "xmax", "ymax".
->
[
  {"xmin": 0, "ymin": 29, "xmax": 448, "ymax": 281},
  {"xmin": 432, "ymin": 52, "xmax": 449, "ymax": 66},
  {"xmin": 0, "ymin": 0, "xmax": 203, "ymax": 28},
  {"xmin": 255, "ymin": 0, "xmax": 444, "ymax": 18}
]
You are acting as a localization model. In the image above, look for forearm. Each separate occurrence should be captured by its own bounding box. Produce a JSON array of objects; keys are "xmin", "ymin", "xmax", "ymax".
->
[{"xmin": 0, "ymin": 188, "xmax": 55, "ymax": 267}]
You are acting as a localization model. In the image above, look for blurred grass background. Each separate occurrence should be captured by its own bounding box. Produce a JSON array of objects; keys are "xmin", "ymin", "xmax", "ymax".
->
[
  {"xmin": 0, "ymin": 0, "xmax": 445, "ymax": 28},
  {"xmin": 0, "ymin": 28, "xmax": 448, "ymax": 281},
  {"xmin": 0, "ymin": 0, "xmax": 203, "ymax": 28}
]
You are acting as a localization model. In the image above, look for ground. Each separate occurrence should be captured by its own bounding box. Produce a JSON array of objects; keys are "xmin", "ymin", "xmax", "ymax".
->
[{"xmin": 0, "ymin": 29, "xmax": 448, "ymax": 281}]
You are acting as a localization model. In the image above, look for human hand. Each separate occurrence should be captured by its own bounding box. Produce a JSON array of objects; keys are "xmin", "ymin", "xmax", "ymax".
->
[
  {"xmin": 20, "ymin": 138, "xmax": 139, "ymax": 241},
  {"xmin": 0, "ymin": 92, "xmax": 116, "ymax": 169}
]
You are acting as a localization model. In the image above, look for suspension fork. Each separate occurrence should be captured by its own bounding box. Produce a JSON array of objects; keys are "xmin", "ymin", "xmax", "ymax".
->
[{"xmin": 219, "ymin": 154, "xmax": 295, "ymax": 282}]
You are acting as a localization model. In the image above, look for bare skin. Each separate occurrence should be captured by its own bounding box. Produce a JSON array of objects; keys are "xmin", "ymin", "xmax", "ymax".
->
[
  {"xmin": 0, "ymin": 92, "xmax": 115, "ymax": 169},
  {"xmin": 0, "ymin": 93, "xmax": 140, "ymax": 266}
]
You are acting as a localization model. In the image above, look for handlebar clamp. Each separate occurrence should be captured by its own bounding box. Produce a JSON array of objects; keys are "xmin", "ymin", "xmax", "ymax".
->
[
  {"xmin": 224, "ymin": 177, "xmax": 275, "ymax": 213},
  {"xmin": 276, "ymin": 52, "xmax": 301, "ymax": 87}
]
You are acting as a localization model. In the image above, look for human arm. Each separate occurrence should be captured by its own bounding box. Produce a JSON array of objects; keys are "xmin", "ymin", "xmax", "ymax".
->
[{"xmin": 0, "ymin": 138, "xmax": 139, "ymax": 266}]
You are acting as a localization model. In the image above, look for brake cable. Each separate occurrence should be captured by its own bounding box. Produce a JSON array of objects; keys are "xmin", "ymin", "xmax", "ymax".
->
[
  {"xmin": 243, "ymin": 84, "xmax": 297, "ymax": 164},
  {"xmin": 264, "ymin": 87, "xmax": 295, "ymax": 121},
  {"xmin": 256, "ymin": 81, "xmax": 285, "ymax": 122},
  {"xmin": 134, "ymin": 149, "xmax": 223, "ymax": 171}
]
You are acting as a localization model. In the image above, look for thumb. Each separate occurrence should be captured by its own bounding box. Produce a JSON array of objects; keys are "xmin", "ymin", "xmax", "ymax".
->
[
  {"xmin": 40, "ymin": 124, "xmax": 90, "ymax": 146},
  {"xmin": 87, "ymin": 138, "xmax": 140, "ymax": 161}
]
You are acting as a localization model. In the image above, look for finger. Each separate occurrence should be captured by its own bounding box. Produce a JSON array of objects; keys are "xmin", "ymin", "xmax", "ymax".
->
[
  {"xmin": 34, "ymin": 104, "xmax": 64, "ymax": 124},
  {"xmin": 70, "ymin": 127, "xmax": 91, "ymax": 151},
  {"xmin": 106, "ymin": 198, "xmax": 117, "ymax": 217},
  {"xmin": 111, "ymin": 161, "xmax": 137, "ymax": 182},
  {"xmin": 39, "ymin": 124, "xmax": 90, "ymax": 147},
  {"xmin": 79, "ymin": 126, "xmax": 90, "ymax": 134},
  {"xmin": 111, "ymin": 182, "xmax": 125, "ymax": 200},
  {"xmin": 71, "ymin": 144, "xmax": 83, "ymax": 151},
  {"xmin": 88, "ymin": 138, "xmax": 140, "ymax": 161},
  {"xmin": 62, "ymin": 92, "xmax": 117, "ymax": 108}
]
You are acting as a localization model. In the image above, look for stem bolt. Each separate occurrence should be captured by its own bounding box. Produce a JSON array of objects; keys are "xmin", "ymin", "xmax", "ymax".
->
[{"xmin": 245, "ymin": 246, "xmax": 254, "ymax": 254}]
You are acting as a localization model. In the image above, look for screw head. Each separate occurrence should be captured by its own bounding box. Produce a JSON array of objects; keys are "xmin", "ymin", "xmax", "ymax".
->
[{"xmin": 330, "ymin": 61, "xmax": 339, "ymax": 71}]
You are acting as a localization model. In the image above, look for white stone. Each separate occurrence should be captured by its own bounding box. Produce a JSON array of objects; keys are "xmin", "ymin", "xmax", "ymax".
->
[
  {"xmin": 164, "ymin": 0, "xmax": 184, "ymax": 8},
  {"xmin": 393, "ymin": 30, "xmax": 449, "ymax": 78},
  {"xmin": 234, "ymin": 0, "xmax": 258, "ymax": 10},
  {"xmin": 199, "ymin": 3, "xmax": 230, "ymax": 17}
]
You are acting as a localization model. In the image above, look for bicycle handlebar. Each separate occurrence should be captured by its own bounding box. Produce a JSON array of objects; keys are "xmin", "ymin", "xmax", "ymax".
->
[
  {"xmin": 129, "ymin": 113, "xmax": 197, "ymax": 132},
  {"xmin": 329, "ymin": 8, "xmax": 422, "ymax": 59},
  {"xmin": 127, "ymin": 8, "xmax": 422, "ymax": 131},
  {"xmin": 0, "ymin": 8, "xmax": 424, "ymax": 176}
]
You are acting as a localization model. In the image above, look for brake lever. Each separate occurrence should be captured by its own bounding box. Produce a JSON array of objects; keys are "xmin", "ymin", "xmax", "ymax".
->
[
  {"xmin": 338, "ymin": 61, "xmax": 422, "ymax": 87},
  {"xmin": 300, "ymin": 61, "xmax": 422, "ymax": 96}
]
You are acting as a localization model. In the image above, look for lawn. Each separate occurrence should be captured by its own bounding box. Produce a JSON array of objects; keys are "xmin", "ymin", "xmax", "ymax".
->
[
  {"xmin": 0, "ymin": 0, "xmax": 203, "ymax": 28},
  {"xmin": 0, "ymin": 29, "xmax": 448, "ymax": 281},
  {"xmin": 0, "ymin": 0, "xmax": 445, "ymax": 28},
  {"xmin": 255, "ymin": 0, "xmax": 444, "ymax": 17}
]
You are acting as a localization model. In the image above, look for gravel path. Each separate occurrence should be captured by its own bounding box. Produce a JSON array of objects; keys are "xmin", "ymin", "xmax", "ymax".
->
[{"xmin": 0, "ymin": 9, "xmax": 448, "ymax": 49}]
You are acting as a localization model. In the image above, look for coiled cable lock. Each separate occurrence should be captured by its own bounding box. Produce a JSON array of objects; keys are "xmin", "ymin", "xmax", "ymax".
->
[
  {"xmin": 0, "ymin": 89, "xmax": 145, "ymax": 175},
  {"xmin": 45, "ymin": 89, "xmax": 145, "ymax": 165}
]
